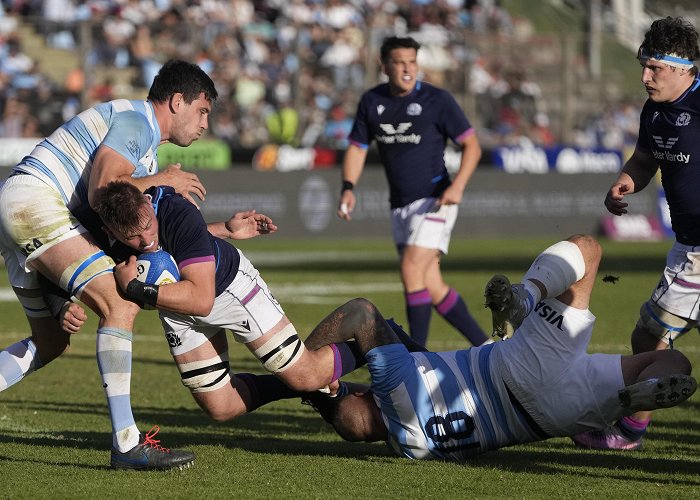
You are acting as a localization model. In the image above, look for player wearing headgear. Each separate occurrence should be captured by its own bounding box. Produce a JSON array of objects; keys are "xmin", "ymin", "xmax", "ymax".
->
[{"xmin": 574, "ymin": 16, "xmax": 700, "ymax": 451}]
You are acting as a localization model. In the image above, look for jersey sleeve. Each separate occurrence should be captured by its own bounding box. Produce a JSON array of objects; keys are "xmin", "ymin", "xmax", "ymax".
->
[
  {"xmin": 160, "ymin": 197, "xmax": 215, "ymax": 269},
  {"xmin": 347, "ymin": 93, "xmax": 372, "ymax": 148},
  {"xmin": 439, "ymin": 90, "xmax": 472, "ymax": 145},
  {"xmin": 101, "ymin": 110, "xmax": 155, "ymax": 171},
  {"xmin": 634, "ymin": 101, "xmax": 651, "ymax": 153}
]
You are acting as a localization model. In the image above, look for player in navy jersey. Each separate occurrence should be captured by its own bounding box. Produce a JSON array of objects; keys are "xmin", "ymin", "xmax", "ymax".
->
[
  {"xmin": 77, "ymin": 181, "xmax": 367, "ymax": 424},
  {"xmin": 337, "ymin": 36, "xmax": 487, "ymax": 348},
  {"xmin": 0, "ymin": 60, "xmax": 216, "ymax": 469},
  {"xmin": 574, "ymin": 17, "xmax": 700, "ymax": 451},
  {"xmin": 300, "ymin": 235, "xmax": 696, "ymax": 461}
]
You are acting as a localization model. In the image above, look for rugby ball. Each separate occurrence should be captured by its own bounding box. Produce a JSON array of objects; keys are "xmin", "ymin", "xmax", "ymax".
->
[{"xmin": 135, "ymin": 248, "xmax": 180, "ymax": 286}]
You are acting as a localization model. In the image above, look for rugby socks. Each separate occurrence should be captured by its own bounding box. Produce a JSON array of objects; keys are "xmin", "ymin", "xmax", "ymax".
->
[
  {"xmin": 235, "ymin": 373, "xmax": 299, "ymax": 411},
  {"xmin": 435, "ymin": 288, "xmax": 489, "ymax": 346},
  {"xmin": 96, "ymin": 327, "xmax": 139, "ymax": 453},
  {"xmin": 406, "ymin": 289, "xmax": 432, "ymax": 347},
  {"xmin": 0, "ymin": 337, "xmax": 42, "ymax": 391},
  {"xmin": 330, "ymin": 341, "xmax": 366, "ymax": 380},
  {"xmin": 616, "ymin": 415, "xmax": 650, "ymax": 441}
]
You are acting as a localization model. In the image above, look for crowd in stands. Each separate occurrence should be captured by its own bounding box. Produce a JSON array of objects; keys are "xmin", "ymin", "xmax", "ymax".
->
[{"xmin": 0, "ymin": 0, "xmax": 641, "ymax": 154}]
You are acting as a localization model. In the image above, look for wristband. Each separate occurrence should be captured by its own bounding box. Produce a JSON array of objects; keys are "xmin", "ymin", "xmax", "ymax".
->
[
  {"xmin": 341, "ymin": 180, "xmax": 354, "ymax": 192},
  {"xmin": 126, "ymin": 279, "xmax": 159, "ymax": 309}
]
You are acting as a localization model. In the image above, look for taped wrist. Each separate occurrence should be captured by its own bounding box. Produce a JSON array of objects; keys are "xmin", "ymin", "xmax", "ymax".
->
[
  {"xmin": 126, "ymin": 279, "xmax": 159, "ymax": 308},
  {"xmin": 341, "ymin": 180, "xmax": 354, "ymax": 192}
]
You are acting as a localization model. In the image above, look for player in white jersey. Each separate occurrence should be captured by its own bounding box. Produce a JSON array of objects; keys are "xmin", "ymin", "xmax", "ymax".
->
[
  {"xmin": 300, "ymin": 235, "xmax": 696, "ymax": 460},
  {"xmin": 0, "ymin": 59, "xmax": 217, "ymax": 470}
]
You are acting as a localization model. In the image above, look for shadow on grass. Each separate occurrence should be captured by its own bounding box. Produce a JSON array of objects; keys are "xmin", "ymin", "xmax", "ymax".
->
[{"xmin": 1, "ymin": 397, "xmax": 698, "ymax": 484}]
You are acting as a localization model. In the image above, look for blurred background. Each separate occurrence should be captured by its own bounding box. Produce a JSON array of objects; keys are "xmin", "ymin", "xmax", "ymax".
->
[{"xmin": 0, "ymin": 0, "xmax": 694, "ymax": 239}]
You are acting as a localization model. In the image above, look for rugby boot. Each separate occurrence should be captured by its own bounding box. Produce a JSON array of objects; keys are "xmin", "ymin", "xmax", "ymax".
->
[
  {"xmin": 571, "ymin": 424, "xmax": 644, "ymax": 451},
  {"xmin": 110, "ymin": 425, "xmax": 195, "ymax": 470},
  {"xmin": 484, "ymin": 274, "xmax": 529, "ymax": 339},
  {"xmin": 619, "ymin": 374, "xmax": 697, "ymax": 412}
]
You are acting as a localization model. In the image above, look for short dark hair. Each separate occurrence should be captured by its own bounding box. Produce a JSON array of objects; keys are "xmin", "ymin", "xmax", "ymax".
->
[
  {"xmin": 380, "ymin": 36, "xmax": 421, "ymax": 63},
  {"xmin": 640, "ymin": 17, "xmax": 700, "ymax": 71},
  {"xmin": 94, "ymin": 182, "xmax": 151, "ymax": 236},
  {"xmin": 147, "ymin": 59, "xmax": 218, "ymax": 104}
]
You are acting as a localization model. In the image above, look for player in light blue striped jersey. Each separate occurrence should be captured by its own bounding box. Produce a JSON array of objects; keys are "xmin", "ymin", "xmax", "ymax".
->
[
  {"xmin": 303, "ymin": 235, "xmax": 696, "ymax": 460},
  {"xmin": 0, "ymin": 60, "xmax": 217, "ymax": 470}
]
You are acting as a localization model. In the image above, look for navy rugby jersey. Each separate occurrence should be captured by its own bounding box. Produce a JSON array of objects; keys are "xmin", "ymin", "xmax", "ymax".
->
[
  {"xmin": 636, "ymin": 77, "xmax": 700, "ymax": 244},
  {"xmin": 76, "ymin": 186, "xmax": 239, "ymax": 297},
  {"xmin": 348, "ymin": 81, "xmax": 473, "ymax": 208}
]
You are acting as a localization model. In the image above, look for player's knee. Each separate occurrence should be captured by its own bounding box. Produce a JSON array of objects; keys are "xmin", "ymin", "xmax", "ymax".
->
[{"xmin": 568, "ymin": 234, "xmax": 601, "ymax": 262}]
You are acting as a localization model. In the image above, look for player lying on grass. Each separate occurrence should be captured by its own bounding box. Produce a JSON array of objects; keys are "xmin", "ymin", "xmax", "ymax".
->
[
  {"xmin": 298, "ymin": 235, "xmax": 697, "ymax": 460},
  {"xmin": 63, "ymin": 181, "xmax": 366, "ymax": 423}
]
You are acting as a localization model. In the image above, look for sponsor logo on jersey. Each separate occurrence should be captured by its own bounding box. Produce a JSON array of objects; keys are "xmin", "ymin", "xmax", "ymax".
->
[
  {"xmin": 533, "ymin": 301, "xmax": 564, "ymax": 331},
  {"xmin": 651, "ymin": 136, "xmax": 690, "ymax": 163},
  {"xmin": 652, "ymin": 135, "xmax": 678, "ymax": 149},
  {"xmin": 676, "ymin": 112, "xmax": 691, "ymax": 127},
  {"xmin": 376, "ymin": 122, "xmax": 421, "ymax": 145}
]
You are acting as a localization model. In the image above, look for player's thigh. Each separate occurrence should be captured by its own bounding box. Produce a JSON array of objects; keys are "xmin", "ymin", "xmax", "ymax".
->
[
  {"xmin": 391, "ymin": 198, "xmax": 456, "ymax": 254},
  {"xmin": 171, "ymin": 328, "xmax": 247, "ymax": 419},
  {"xmin": 651, "ymin": 241, "xmax": 700, "ymax": 321}
]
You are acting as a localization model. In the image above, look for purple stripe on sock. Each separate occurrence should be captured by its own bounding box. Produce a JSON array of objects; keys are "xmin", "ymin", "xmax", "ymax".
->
[
  {"xmin": 407, "ymin": 289, "xmax": 432, "ymax": 306},
  {"xmin": 241, "ymin": 284, "xmax": 261, "ymax": 305},
  {"xmin": 621, "ymin": 415, "xmax": 650, "ymax": 430},
  {"xmin": 436, "ymin": 288, "xmax": 458, "ymax": 314},
  {"xmin": 330, "ymin": 343, "xmax": 342, "ymax": 381}
]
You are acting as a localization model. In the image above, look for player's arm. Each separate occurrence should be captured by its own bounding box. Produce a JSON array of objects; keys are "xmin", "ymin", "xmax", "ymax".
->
[
  {"xmin": 207, "ymin": 210, "xmax": 277, "ymax": 240},
  {"xmin": 338, "ymin": 143, "xmax": 368, "ymax": 220},
  {"xmin": 438, "ymin": 131, "xmax": 481, "ymax": 205},
  {"xmin": 604, "ymin": 148, "xmax": 657, "ymax": 216},
  {"xmin": 114, "ymin": 256, "xmax": 216, "ymax": 316},
  {"xmin": 90, "ymin": 145, "xmax": 205, "ymax": 209}
]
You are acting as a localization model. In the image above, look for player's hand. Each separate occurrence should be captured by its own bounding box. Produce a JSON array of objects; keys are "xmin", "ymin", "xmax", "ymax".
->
[
  {"xmin": 338, "ymin": 190, "xmax": 356, "ymax": 221},
  {"xmin": 114, "ymin": 255, "xmax": 139, "ymax": 293},
  {"xmin": 438, "ymin": 183, "xmax": 464, "ymax": 205},
  {"xmin": 604, "ymin": 182, "xmax": 630, "ymax": 216},
  {"xmin": 161, "ymin": 163, "xmax": 206, "ymax": 208},
  {"xmin": 225, "ymin": 210, "xmax": 277, "ymax": 239},
  {"xmin": 60, "ymin": 302, "xmax": 87, "ymax": 334}
]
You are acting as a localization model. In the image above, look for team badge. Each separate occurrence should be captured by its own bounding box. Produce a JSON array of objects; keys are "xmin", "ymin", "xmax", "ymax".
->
[
  {"xmin": 377, "ymin": 105, "xmax": 385, "ymax": 116},
  {"xmin": 407, "ymin": 103, "xmax": 422, "ymax": 116},
  {"xmin": 676, "ymin": 112, "xmax": 691, "ymax": 126}
]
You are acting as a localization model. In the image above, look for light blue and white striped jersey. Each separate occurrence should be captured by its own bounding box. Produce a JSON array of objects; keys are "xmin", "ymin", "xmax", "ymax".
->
[
  {"xmin": 369, "ymin": 342, "xmax": 545, "ymax": 461},
  {"xmin": 13, "ymin": 99, "xmax": 160, "ymax": 211}
]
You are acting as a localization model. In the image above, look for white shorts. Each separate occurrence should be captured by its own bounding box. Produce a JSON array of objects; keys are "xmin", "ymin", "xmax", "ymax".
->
[
  {"xmin": 160, "ymin": 249, "xmax": 285, "ymax": 356},
  {"xmin": 0, "ymin": 174, "xmax": 86, "ymax": 278},
  {"xmin": 649, "ymin": 240, "xmax": 700, "ymax": 321},
  {"xmin": 494, "ymin": 298, "xmax": 624, "ymax": 436},
  {"xmin": 391, "ymin": 197, "xmax": 457, "ymax": 254}
]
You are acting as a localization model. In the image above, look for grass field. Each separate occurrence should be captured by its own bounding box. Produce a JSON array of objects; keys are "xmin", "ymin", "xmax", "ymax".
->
[{"xmin": 1, "ymin": 237, "xmax": 699, "ymax": 499}]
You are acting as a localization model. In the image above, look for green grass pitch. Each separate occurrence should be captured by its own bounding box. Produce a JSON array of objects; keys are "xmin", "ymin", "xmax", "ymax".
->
[{"xmin": 1, "ymin": 237, "xmax": 699, "ymax": 499}]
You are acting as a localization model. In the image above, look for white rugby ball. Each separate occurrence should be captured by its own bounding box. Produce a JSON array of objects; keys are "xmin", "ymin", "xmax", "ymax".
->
[{"xmin": 135, "ymin": 248, "xmax": 180, "ymax": 285}]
